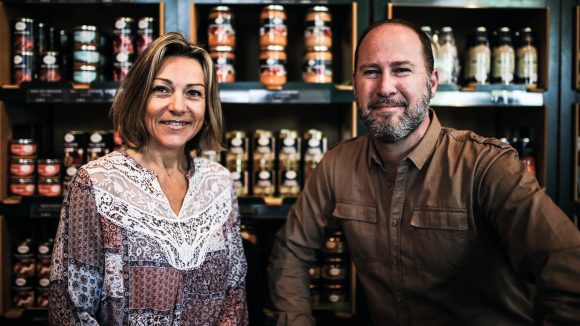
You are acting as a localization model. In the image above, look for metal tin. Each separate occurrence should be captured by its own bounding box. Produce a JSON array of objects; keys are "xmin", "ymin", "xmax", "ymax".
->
[
  {"xmin": 10, "ymin": 177, "xmax": 36, "ymax": 196},
  {"xmin": 260, "ymin": 45, "xmax": 286, "ymax": 90},
  {"xmin": 260, "ymin": 5, "xmax": 287, "ymax": 48},
  {"xmin": 210, "ymin": 46, "xmax": 235, "ymax": 83},
  {"xmin": 10, "ymin": 158, "xmax": 35, "ymax": 177},
  {"xmin": 278, "ymin": 129, "xmax": 301, "ymax": 162},
  {"xmin": 87, "ymin": 130, "xmax": 113, "ymax": 162},
  {"xmin": 208, "ymin": 6, "xmax": 236, "ymax": 48},
  {"xmin": 13, "ymin": 52, "xmax": 34, "ymax": 84},
  {"xmin": 305, "ymin": 6, "xmax": 332, "ymax": 50},
  {"xmin": 325, "ymin": 230, "xmax": 346, "ymax": 254},
  {"xmin": 321, "ymin": 257, "xmax": 348, "ymax": 282},
  {"xmin": 37, "ymin": 159, "xmax": 61, "ymax": 177},
  {"xmin": 13, "ymin": 18, "xmax": 34, "ymax": 52},
  {"xmin": 10, "ymin": 139, "xmax": 37, "ymax": 157},
  {"xmin": 304, "ymin": 129, "xmax": 327, "ymax": 180},
  {"xmin": 12, "ymin": 287, "xmax": 35, "ymax": 309},
  {"xmin": 39, "ymin": 51, "xmax": 62, "ymax": 82},
  {"xmin": 73, "ymin": 25, "xmax": 98, "ymax": 44},
  {"xmin": 303, "ymin": 50, "xmax": 333, "ymax": 83},
  {"xmin": 38, "ymin": 177, "xmax": 62, "ymax": 197}
]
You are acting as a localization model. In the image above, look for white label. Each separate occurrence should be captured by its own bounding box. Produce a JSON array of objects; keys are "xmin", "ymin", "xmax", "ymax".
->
[
  {"xmin": 329, "ymin": 267, "xmax": 341, "ymax": 276},
  {"xmin": 15, "ymin": 22, "xmax": 26, "ymax": 31},
  {"xmin": 13, "ymin": 55, "xmax": 23, "ymax": 65},
  {"xmin": 39, "ymin": 278, "xmax": 50, "ymax": 287},
  {"xmin": 17, "ymin": 245, "xmax": 29, "ymax": 254},
  {"xmin": 90, "ymin": 132, "xmax": 103, "ymax": 143},
  {"xmin": 138, "ymin": 19, "xmax": 149, "ymax": 29},
  {"xmin": 116, "ymin": 52, "xmax": 129, "ymax": 63},
  {"xmin": 285, "ymin": 170, "xmax": 297, "ymax": 180},
  {"xmin": 38, "ymin": 245, "xmax": 49, "ymax": 255},
  {"xmin": 259, "ymin": 171, "xmax": 271, "ymax": 180},
  {"xmin": 15, "ymin": 278, "xmax": 27, "ymax": 287},
  {"xmin": 231, "ymin": 137, "xmax": 242, "ymax": 147},
  {"xmin": 328, "ymin": 294, "xmax": 340, "ymax": 303},
  {"xmin": 283, "ymin": 137, "xmax": 295, "ymax": 146},
  {"xmin": 115, "ymin": 20, "xmax": 127, "ymax": 29},
  {"xmin": 64, "ymin": 133, "xmax": 75, "ymax": 143},
  {"xmin": 66, "ymin": 166, "xmax": 78, "ymax": 176},
  {"xmin": 258, "ymin": 136, "xmax": 270, "ymax": 146},
  {"xmin": 43, "ymin": 55, "xmax": 57, "ymax": 65},
  {"xmin": 308, "ymin": 138, "xmax": 320, "ymax": 148}
]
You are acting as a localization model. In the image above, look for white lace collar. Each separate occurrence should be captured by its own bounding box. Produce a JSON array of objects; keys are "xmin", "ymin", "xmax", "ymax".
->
[{"xmin": 84, "ymin": 151, "xmax": 232, "ymax": 270}]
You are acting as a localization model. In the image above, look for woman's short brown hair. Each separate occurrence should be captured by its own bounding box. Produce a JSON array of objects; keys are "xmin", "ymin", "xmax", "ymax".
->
[{"xmin": 110, "ymin": 32, "xmax": 224, "ymax": 153}]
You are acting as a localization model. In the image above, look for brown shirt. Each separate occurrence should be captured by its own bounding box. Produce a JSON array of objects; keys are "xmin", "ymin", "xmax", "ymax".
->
[{"xmin": 269, "ymin": 110, "xmax": 580, "ymax": 325}]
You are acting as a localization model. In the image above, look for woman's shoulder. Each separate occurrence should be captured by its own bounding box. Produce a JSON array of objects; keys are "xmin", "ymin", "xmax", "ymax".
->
[{"xmin": 82, "ymin": 150, "xmax": 129, "ymax": 174}]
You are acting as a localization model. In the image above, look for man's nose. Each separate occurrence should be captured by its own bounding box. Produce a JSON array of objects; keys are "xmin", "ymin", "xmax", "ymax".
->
[{"xmin": 378, "ymin": 72, "xmax": 397, "ymax": 97}]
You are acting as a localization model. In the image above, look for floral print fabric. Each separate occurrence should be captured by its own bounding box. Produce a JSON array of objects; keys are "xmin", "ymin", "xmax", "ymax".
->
[{"xmin": 49, "ymin": 151, "xmax": 248, "ymax": 325}]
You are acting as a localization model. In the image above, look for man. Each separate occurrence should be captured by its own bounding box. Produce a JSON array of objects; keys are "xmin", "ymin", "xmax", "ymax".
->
[{"xmin": 268, "ymin": 19, "xmax": 580, "ymax": 325}]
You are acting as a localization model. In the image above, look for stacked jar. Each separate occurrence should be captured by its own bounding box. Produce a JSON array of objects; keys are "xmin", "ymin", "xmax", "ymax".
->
[
  {"xmin": 321, "ymin": 229, "xmax": 349, "ymax": 305},
  {"xmin": 9, "ymin": 138, "xmax": 37, "ymax": 197},
  {"xmin": 277, "ymin": 129, "xmax": 301, "ymax": 196},
  {"xmin": 37, "ymin": 158, "xmax": 62, "ymax": 197},
  {"xmin": 12, "ymin": 18, "xmax": 35, "ymax": 84},
  {"xmin": 259, "ymin": 5, "xmax": 287, "ymax": 89},
  {"xmin": 252, "ymin": 129, "xmax": 276, "ymax": 196},
  {"xmin": 136, "ymin": 17, "xmax": 155, "ymax": 55},
  {"xmin": 226, "ymin": 130, "xmax": 250, "ymax": 196},
  {"xmin": 113, "ymin": 17, "xmax": 136, "ymax": 82},
  {"xmin": 37, "ymin": 23, "xmax": 63, "ymax": 82},
  {"xmin": 303, "ymin": 129, "xmax": 327, "ymax": 181},
  {"xmin": 73, "ymin": 25, "xmax": 100, "ymax": 84},
  {"xmin": 62, "ymin": 131, "xmax": 85, "ymax": 192},
  {"xmin": 303, "ymin": 6, "xmax": 333, "ymax": 83},
  {"xmin": 208, "ymin": 6, "xmax": 236, "ymax": 83}
]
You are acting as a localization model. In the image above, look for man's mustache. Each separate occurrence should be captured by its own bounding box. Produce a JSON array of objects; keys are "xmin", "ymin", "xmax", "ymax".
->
[{"xmin": 367, "ymin": 97, "xmax": 408, "ymax": 110}]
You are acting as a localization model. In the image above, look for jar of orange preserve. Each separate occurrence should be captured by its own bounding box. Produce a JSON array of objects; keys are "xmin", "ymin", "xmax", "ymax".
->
[{"xmin": 260, "ymin": 45, "xmax": 286, "ymax": 89}]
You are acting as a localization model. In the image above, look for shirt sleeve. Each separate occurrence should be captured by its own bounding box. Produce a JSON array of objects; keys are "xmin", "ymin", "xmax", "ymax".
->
[
  {"xmin": 477, "ymin": 149, "xmax": 580, "ymax": 324},
  {"xmin": 49, "ymin": 169, "xmax": 104, "ymax": 325},
  {"xmin": 217, "ymin": 184, "xmax": 249, "ymax": 325},
  {"xmin": 268, "ymin": 158, "xmax": 334, "ymax": 326}
]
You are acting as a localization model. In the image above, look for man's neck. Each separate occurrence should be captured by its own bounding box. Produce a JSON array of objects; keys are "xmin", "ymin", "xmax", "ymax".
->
[{"xmin": 375, "ymin": 113, "xmax": 431, "ymax": 172}]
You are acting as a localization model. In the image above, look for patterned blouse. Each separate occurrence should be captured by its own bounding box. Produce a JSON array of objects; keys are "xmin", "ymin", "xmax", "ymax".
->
[{"xmin": 49, "ymin": 150, "xmax": 248, "ymax": 325}]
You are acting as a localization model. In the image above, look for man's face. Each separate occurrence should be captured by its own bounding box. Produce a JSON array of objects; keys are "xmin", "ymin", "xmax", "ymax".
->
[{"xmin": 353, "ymin": 24, "xmax": 438, "ymax": 143}]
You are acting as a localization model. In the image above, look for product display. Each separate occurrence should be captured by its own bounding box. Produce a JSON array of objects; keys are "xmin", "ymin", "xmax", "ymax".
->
[
  {"xmin": 515, "ymin": 27, "xmax": 538, "ymax": 88},
  {"xmin": 492, "ymin": 26, "xmax": 516, "ymax": 85},
  {"xmin": 464, "ymin": 26, "xmax": 491, "ymax": 86},
  {"xmin": 260, "ymin": 45, "xmax": 287, "ymax": 89}
]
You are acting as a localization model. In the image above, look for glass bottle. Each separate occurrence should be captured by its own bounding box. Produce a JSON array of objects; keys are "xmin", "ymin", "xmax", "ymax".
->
[
  {"xmin": 492, "ymin": 27, "xmax": 515, "ymax": 85},
  {"xmin": 435, "ymin": 26, "xmax": 459, "ymax": 85},
  {"xmin": 515, "ymin": 27, "xmax": 538, "ymax": 88},
  {"xmin": 465, "ymin": 26, "xmax": 491, "ymax": 86}
]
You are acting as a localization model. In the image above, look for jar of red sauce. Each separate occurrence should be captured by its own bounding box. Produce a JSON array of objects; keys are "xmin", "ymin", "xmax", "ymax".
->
[
  {"xmin": 10, "ymin": 158, "xmax": 35, "ymax": 177},
  {"xmin": 10, "ymin": 139, "xmax": 37, "ymax": 157},
  {"xmin": 10, "ymin": 177, "xmax": 35, "ymax": 196},
  {"xmin": 37, "ymin": 177, "xmax": 62, "ymax": 197},
  {"xmin": 37, "ymin": 159, "xmax": 61, "ymax": 177},
  {"xmin": 260, "ymin": 45, "xmax": 286, "ymax": 90}
]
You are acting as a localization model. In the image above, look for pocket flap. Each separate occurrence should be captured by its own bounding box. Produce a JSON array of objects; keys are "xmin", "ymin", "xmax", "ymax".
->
[
  {"xmin": 410, "ymin": 208, "xmax": 468, "ymax": 231},
  {"xmin": 333, "ymin": 202, "xmax": 377, "ymax": 223}
]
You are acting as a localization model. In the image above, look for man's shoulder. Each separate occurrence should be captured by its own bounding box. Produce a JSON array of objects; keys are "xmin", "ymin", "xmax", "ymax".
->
[{"xmin": 442, "ymin": 127, "xmax": 513, "ymax": 151}]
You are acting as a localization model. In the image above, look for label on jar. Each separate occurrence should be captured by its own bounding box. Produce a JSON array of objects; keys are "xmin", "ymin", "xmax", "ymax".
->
[
  {"xmin": 435, "ymin": 43, "xmax": 458, "ymax": 84},
  {"xmin": 230, "ymin": 170, "xmax": 248, "ymax": 197},
  {"xmin": 10, "ymin": 143, "xmax": 36, "ymax": 157},
  {"xmin": 74, "ymin": 30, "xmax": 97, "ymax": 44},
  {"xmin": 253, "ymin": 169, "xmax": 275, "ymax": 196},
  {"xmin": 279, "ymin": 168, "xmax": 300, "ymax": 196},
  {"xmin": 11, "ymin": 182, "xmax": 35, "ymax": 196},
  {"xmin": 492, "ymin": 45, "xmax": 515, "ymax": 84},
  {"xmin": 466, "ymin": 44, "xmax": 491, "ymax": 84},
  {"xmin": 38, "ymin": 162, "xmax": 61, "ymax": 177},
  {"xmin": 38, "ymin": 182, "xmax": 62, "ymax": 197},
  {"xmin": 74, "ymin": 50, "xmax": 100, "ymax": 64},
  {"xmin": 10, "ymin": 162, "xmax": 34, "ymax": 177},
  {"xmin": 73, "ymin": 68, "xmax": 97, "ymax": 84}
]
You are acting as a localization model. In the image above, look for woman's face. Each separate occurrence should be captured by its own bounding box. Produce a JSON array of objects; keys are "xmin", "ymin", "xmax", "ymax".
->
[{"xmin": 145, "ymin": 55, "xmax": 206, "ymax": 153}]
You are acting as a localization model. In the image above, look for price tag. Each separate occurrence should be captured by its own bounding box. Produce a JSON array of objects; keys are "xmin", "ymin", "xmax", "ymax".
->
[
  {"xmin": 26, "ymin": 89, "xmax": 66, "ymax": 103},
  {"xmin": 30, "ymin": 203, "xmax": 62, "ymax": 219}
]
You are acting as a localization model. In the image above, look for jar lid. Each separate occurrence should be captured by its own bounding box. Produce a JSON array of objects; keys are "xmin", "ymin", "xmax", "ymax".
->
[
  {"xmin": 227, "ymin": 130, "xmax": 247, "ymax": 138},
  {"xmin": 309, "ymin": 6, "xmax": 329, "ymax": 12},
  {"xmin": 38, "ymin": 159, "xmax": 61, "ymax": 164},
  {"xmin": 75, "ymin": 25, "xmax": 97, "ymax": 32},
  {"xmin": 211, "ymin": 45, "xmax": 235, "ymax": 52},
  {"xmin": 11, "ymin": 157, "xmax": 35, "ymax": 163},
  {"xmin": 74, "ymin": 63, "xmax": 98, "ymax": 71},
  {"xmin": 38, "ymin": 177, "xmax": 61, "ymax": 183},
  {"xmin": 11, "ymin": 176, "xmax": 35, "ymax": 183},
  {"xmin": 279, "ymin": 129, "xmax": 299, "ymax": 139},
  {"xmin": 304, "ymin": 129, "xmax": 324, "ymax": 139},
  {"xmin": 14, "ymin": 51, "xmax": 34, "ymax": 57},
  {"xmin": 11, "ymin": 139, "xmax": 35, "ymax": 144},
  {"xmin": 254, "ymin": 129, "xmax": 273, "ymax": 138},
  {"xmin": 75, "ymin": 44, "xmax": 98, "ymax": 51},
  {"xmin": 265, "ymin": 5, "xmax": 284, "ymax": 11},
  {"xmin": 213, "ymin": 6, "xmax": 231, "ymax": 12},
  {"xmin": 263, "ymin": 45, "xmax": 285, "ymax": 52}
]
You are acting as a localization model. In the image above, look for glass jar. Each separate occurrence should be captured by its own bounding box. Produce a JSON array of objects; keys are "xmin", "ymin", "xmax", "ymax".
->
[
  {"xmin": 464, "ymin": 26, "xmax": 491, "ymax": 86},
  {"xmin": 210, "ymin": 46, "xmax": 236, "ymax": 83},
  {"xmin": 324, "ymin": 283, "xmax": 346, "ymax": 304},
  {"xmin": 73, "ymin": 25, "xmax": 98, "ymax": 45},
  {"xmin": 37, "ymin": 159, "xmax": 61, "ymax": 177},
  {"xmin": 208, "ymin": 6, "xmax": 236, "ymax": 48},
  {"xmin": 10, "ymin": 139, "xmax": 37, "ymax": 157},
  {"xmin": 10, "ymin": 158, "xmax": 35, "ymax": 177},
  {"xmin": 321, "ymin": 256, "xmax": 347, "ymax": 282},
  {"xmin": 10, "ymin": 177, "xmax": 35, "ymax": 196},
  {"xmin": 492, "ymin": 27, "xmax": 515, "ymax": 85},
  {"xmin": 325, "ymin": 230, "xmax": 346, "ymax": 254},
  {"xmin": 303, "ymin": 50, "xmax": 333, "ymax": 83},
  {"xmin": 304, "ymin": 6, "xmax": 332, "ymax": 50},
  {"xmin": 38, "ymin": 177, "xmax": 62, "ymax": 197},
  {"xmin": 260, "ymin": 45, "xmax": 287, "ymax": 90},
  {"xmin": 259, "ymin": 5, "xmax": 287, "ymax": 48}
]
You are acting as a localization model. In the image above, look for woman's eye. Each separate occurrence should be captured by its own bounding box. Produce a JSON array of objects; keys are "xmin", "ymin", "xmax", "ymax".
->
[
  {"xmin": 186, "ymin": 89, "xmax": 203, "ymax": 98},
  {"xmin": 152, "ymin": 85, "xmax": 170, "ymax": 94}
]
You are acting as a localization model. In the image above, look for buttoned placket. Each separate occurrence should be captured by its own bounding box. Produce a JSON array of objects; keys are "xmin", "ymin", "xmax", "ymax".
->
[{"xmin": 389, "ymin": 160, "xmax": 410, "ymax": 322}]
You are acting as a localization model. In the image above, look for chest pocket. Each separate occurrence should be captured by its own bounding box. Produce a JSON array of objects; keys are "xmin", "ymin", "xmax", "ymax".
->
[
  {"xmin": 333, "ymin": 201, "xmax": 378, "ymax": 264},
  {"xmin": 410, "ymin": 208, "xmax": 470, "ymax": 276}
]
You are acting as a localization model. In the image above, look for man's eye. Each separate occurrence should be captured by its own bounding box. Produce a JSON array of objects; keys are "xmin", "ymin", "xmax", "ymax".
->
[
  {"xmin": 362, "ymin": 70, "xmax": 379, "ymax": 78},
  {"xmin": 394, "ymin": 68, "xmax": 411, "ymax": 75}
]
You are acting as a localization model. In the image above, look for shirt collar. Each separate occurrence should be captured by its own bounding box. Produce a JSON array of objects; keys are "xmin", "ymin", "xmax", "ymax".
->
[{"xmin": 367, "ymin": 109, "xmax": 441, "ymax": 171}]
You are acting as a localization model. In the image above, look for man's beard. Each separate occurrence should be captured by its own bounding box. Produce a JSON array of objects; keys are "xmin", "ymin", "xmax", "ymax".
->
[{"xmin": 357, "ymin": 81, "xmax": 432, "ymax": 143}]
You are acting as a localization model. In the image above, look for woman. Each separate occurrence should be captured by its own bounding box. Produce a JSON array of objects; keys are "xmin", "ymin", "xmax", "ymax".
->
[{"xmin": 49, "ymin": 32, "xmax": 248, "ymax": 325}]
